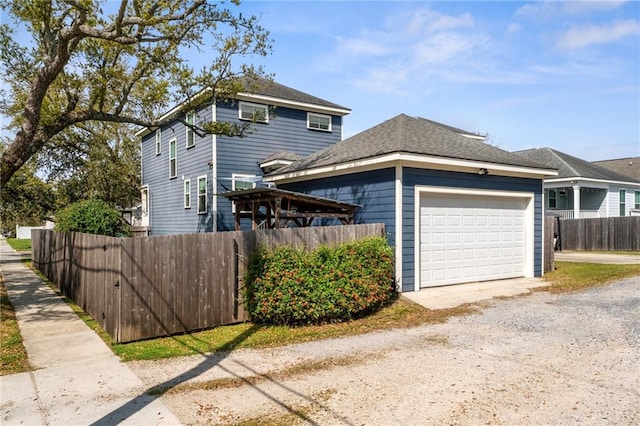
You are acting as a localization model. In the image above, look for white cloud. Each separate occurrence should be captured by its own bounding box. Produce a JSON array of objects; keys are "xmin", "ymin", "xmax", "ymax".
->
[
  {"xmin": 406, "ymin": 9, "xmax": 474, "ymax": 33},
  {"xmin": 506, "ymin": 22, "xmax": 521, "ymax": 35},
  {"xmin": 336, "ymin": 36, "xmax": 389, "ymax": 57},
  {"xmin": 412, "ymin": 32, "xmax": 488, "ymax": 65},
  {"xmin": 556, "ymin": 19, "xmax": 640, "ymax": 49},
  {"xmin": 516, "ymin": 0, "xmax": 628, "ymax": 19}
]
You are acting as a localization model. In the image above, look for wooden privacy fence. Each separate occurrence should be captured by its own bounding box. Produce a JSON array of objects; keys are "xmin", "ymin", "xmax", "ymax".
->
[
  {"xmin": 31, "ymin": 223, "xmax": 385, "ymax": 343},
  {"xmin": 559, "ymin": 216, "xmax": 640, "ymax": 251},
  {"xmin": 543, "ymin": 215, "xmax": 555, "ymax": 273}
]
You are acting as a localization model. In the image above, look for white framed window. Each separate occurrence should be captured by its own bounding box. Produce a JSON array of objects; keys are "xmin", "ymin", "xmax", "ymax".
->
[
  {"xmin": 141, "ymin": 186, "xmax": 149, "ymax": 216},
  {"xmin": 307, "ymin": 112, "xmax": 332, "ymax": 132},
  {"xmin": 197, "ymin": 176, "xmax": 207, "ymax": 214},
  {"xmin": 548, "ymin": 189, "xmax": 557, "ymax": 209},
  {"xmin": 155, "ymin": 129, "xmax": 161, "ymax": 155},
  {"xmin": 184, "ymin": 179, "xmax": 191, "ymax": 209},
  {"xmin": 186, "ymin": 110, "xmax": 196, "ymax": 148},
  {"xmin": 619, "ymin": 189, "xmax": 626, "ymax": 216},
  {"xmin": 169, "ymin": 139, "xmax": 177, "ymax": 178},
  {"xmin": 239, "ymin": 102, "xmax": 268, "ymax": 123},
  {"xmin": 232, "ymin": 174, "xmax": 257, "ymax": 213},
  {"xmin": 635, "ymin": 191, "xmax": 640, "ymax": 210}
]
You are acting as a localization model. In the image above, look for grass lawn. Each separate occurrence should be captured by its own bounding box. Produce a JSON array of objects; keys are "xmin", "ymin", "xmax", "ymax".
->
[
  {"xmin": 0, "ymin": 277, "xmax": 31, "ymax": 375},
  {"xmin": 6, "ymin": 238, "xmax": 31, "ymax": 252},
  {"xmin": 10, "ymin": 260, "xmax": 640, "ymax": 364},
  {"xmin": 541, "ymin": 262, "xmax": 640, "ymax": 293}
]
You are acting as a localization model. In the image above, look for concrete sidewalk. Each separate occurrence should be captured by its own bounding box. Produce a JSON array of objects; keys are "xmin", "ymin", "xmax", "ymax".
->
[{"xmin": 0, "ymin": 238, "xmax": 181, "ymax": 425}]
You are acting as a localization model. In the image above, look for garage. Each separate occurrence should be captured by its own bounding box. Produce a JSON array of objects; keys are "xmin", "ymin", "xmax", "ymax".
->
[{"xmin": 419, "ymin": 189, "xmax": 532, "ymax": 287}]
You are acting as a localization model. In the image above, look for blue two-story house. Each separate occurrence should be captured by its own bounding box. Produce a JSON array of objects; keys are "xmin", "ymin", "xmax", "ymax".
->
[{"xmin": 137, "ymin": 79, "xmax": 350, "ymax": 235}]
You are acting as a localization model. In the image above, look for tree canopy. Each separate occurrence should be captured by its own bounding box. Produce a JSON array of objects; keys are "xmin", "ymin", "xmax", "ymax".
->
[{"xmin": 0, "ymin": 0, "xmax": 272, "ymax": 188}]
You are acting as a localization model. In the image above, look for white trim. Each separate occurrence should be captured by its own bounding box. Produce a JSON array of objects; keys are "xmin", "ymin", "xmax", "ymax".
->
[
  {"xmin": 185, "ymin": 110, "xmax": 196, "ymax": 148},
  {"xmin": 168, "ymin": 138, "xmax": 177, "ymax": 178},
  {"xmin": 155, "ymin": 129, "xmax": 161, "ymax": 155},
  {"xmin": 197, "ymin": 175, "xmax": 208, "ymax": 214},
  {"xmin": 134, "ymin": 86, "xmax": 351, "ymax": 138},
  {"xmin": 395, "ymin": 164, "xmax": 403, "ymax": 291},
  {"xmin": 239, "ymin": 101, "xmax": 268, "ymax": 123},
  {"xmin": 212, "ymin": 105, "xmax": 218, "ymax": 231},
  {"xmin": 545, "ymin": 177, "xmax": 640, "ymax": 188},
  {"xmin": 231, "ymin": 173, "xmax": 258, "ymax": 213},
  {"xmin": 307, "ymin": 112, "xmax": 332, "ymax": 132},
  {"xmin": 140, "ymin": 185, "xmax": 150, "ymax": 227},
  {"xmin": 236, "ymin": 92, "xmax": 350, "ymax": 116},
  {"xmin": 259, "ymin": 159, "xmax": 295, "ymax": 170},
  {"xmin": 183, "ymin": 178, "xmax": 191, "ymax": 209},
  {"xmin": 266, "ymin": 153, "xmax": 557, "ymax": 183},
  {"xmin": 413, "ymin": 186, "xmax": 535, "ymax": 291}
]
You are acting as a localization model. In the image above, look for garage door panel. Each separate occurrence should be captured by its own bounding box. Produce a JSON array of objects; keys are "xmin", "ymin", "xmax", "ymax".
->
[{"xmin": 420, "ymin": 193, "xmax": 527, "ymax": 287}]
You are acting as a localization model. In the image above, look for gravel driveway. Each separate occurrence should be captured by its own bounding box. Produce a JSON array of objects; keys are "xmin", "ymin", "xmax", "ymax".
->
[{"xmin": 129, "ymin": 277, "xmax": 640, "ymax": 425}]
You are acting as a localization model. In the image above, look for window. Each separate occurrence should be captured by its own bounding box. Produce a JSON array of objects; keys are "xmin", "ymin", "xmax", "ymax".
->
[
  {"xmin": 619, "ymin": 189, "xmax": 626, "ymax": 216},
  {"xmin": 186, "ymin": 110, "xmax": 196, "ymax": 148},
  {"xmin": 635, "ymin": 191, "xmax": 640, "ymax": 210},
  {"xmin": 232, "ymin": 174, "xmax": 257, "ymax": 212},
  {"xmin": 155, "ymin": 129, "xmax": 161, "ymax": 155},
  {"xmin": 169, "ymin": 139, "xmax": 177, "ymax": 178},
  {"xmin": 184, "ymin": 179, "xmax": 191, "ymax": 208},
  {"xmin": 141, "ymin": 186, "xmax": 149, "ymax": 216},
  {"xmin": 239, "ymin": 102, "xmax": 268, "ymax": 123},
  {"xmin": 548, "ymin": 189, "xmax": 557, "ymax": 209},
  {"xmin": 197, "ymin": 176, "xmax": 207, "ymax": 214},
  {"xmin": 307, "ymin": 113, "xmax": 332, "ymax": 132}
]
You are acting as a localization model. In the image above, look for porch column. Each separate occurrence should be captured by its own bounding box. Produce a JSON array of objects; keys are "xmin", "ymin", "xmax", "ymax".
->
[{"xmin": 573, "ymin": 185, "xmax": 581, "ymax": 219}]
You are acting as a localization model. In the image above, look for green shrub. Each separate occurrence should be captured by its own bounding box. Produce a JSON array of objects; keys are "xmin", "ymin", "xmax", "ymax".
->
[
  {"xmin": 55, "ymin": 199, "xmax": 130, "ymax": 237},
  {"xmin": 244, "ymin": 237, "xmax": 396, "ymax": 326}
]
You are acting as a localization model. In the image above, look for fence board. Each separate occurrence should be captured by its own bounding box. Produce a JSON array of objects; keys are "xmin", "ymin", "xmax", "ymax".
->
[
  {"xmin": 559, "ymin": 216, "xmax": 640, "ymax": 251},
  {"xmin": 544, "ymin": 216, "xmax": 555, "ymax": 273},
  {"xmin": 32, "ymin": 224, "xmax": 385, "ymax": 343}
]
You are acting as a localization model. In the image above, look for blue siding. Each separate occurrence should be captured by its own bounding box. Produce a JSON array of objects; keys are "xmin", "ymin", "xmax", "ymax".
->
[
  {"xmin": 401, "ymin": 168, "xmax": 543, "ymax": 292},
  {"xmin": 216, "ymin": 102, "xmax": 342, "ymax": 231},
  {"xmin": 141, "ymin": 105, "xmax": 215, "ymax": 235},
  {"xmin": 280, "ymin": 168, "xmax": 396, "ymax": 242},
  {"xmin": 142, "ymin": 100, "xmax": 343, "ymax": 234}
]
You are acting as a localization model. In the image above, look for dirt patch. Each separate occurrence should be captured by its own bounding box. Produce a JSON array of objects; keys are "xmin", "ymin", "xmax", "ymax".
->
[{"xmin": 129, "ymin": 277, "xmax": 640, "ymax": 425}]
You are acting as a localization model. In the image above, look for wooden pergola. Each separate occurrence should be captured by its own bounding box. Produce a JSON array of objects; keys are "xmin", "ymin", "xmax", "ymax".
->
[{"xmin": 221, "ymin": 188, "xmax": 359, "ymax": 231}]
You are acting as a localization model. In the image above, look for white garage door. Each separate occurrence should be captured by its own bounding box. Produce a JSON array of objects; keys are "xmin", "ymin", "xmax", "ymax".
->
[{"xmin": 419, "ymin": 193, "xmax": 527, "ymax": 287}]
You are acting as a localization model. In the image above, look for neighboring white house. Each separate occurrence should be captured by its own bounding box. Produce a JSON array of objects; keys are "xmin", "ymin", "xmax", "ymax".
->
[{"xmin": 514, "ymin": 148, "xmax": 640, "ymax": 219}]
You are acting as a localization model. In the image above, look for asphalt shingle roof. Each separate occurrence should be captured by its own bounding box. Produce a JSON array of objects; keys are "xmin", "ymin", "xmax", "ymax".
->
[
  {"xmin": 241, "ymin": 77, "xmax": 349, "ymax": 111},
  {"xmin": 592, "ymin": 157, "xmax": 640, "ymax": 180},
  {"xmin": 273, "ymin": 114, "xmax": 548, "ymax": 174},
  {"xmin": 514, "ymin": 148, "xmax": 640, "ymax": 183}
]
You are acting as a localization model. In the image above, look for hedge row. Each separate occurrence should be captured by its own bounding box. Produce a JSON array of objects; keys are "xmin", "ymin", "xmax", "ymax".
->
[{"xmin": 244, "ymin": 236, "xmax": 396, "ymax": 326}]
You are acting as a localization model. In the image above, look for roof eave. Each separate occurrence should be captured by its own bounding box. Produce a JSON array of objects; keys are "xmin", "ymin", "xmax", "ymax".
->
[{"xmin": 266, "ymin": 152, "xmax": 558, "ymax": 183}]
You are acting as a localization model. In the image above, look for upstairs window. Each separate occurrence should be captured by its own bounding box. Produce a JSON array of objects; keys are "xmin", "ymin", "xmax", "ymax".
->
[
  {"xmin": 155, "ymin": 129, "xmax": 161, "ymax": 155},
  {"xmin": 198, "ymin": 176, "xmax": 207, "ymax": 214},
  {"xmin": 169, "ymin": 139, "xmax": 177, "ymax": 178},
  {"xmin": 548, "ymin": 189, "xmax": 557, "ymax": 209},
  {"xmin": 186, "ymin": 110, "xmax": 196, "ymax": 148},
  {"xmin": 239, "ymin": 102, "xmax": 268, "ymax": 123},
  {"xmin": 307, "ymin": 113, "xmax": 332, "ymax": 132},
  {"xmin": 619, "ymin": 189, "xmax": 626, "ymax": 216},
  {"xmin": 184, "ymin": 179, "xmax": 191, "ymax": 209}
]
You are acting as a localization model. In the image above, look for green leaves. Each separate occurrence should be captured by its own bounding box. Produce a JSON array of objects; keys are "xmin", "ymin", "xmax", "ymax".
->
[
  {"xmin": 244, "ymin": 237, "xmax": 396, "ymax": 326},
  {"xmin": 54, "ymin": 199, "xmax": 130, "ymax": 237}
]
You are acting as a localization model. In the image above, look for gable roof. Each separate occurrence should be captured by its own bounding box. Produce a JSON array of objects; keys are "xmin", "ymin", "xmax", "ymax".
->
[
  {"xmin": 514, "ymin": 148, "xmax": 640, "ymax": 184},
  {"xmin": 136, "ymin": 77, "xmax": 350, "ymax": 138},
  {"xmin": 271, "ymin": 114, "xmax": 549, "ymax": 175},
  {"xmin": 237, "ymin": 77, "xmax": 350, "ymax": 113},
  {"xmin": 592, "ymin": 157, "xmax": 640, "ymax": 180}
]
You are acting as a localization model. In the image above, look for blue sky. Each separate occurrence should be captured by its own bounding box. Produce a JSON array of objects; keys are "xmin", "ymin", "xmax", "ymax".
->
[{"xmin": 224, "ymin": 0, "xmax": 640, "ymax": 161}]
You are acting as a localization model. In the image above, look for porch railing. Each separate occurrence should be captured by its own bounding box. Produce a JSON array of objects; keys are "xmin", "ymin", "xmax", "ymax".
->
[{"xmin": 550, "ymin": 210, "xmax": 602, "ymax": 220}]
